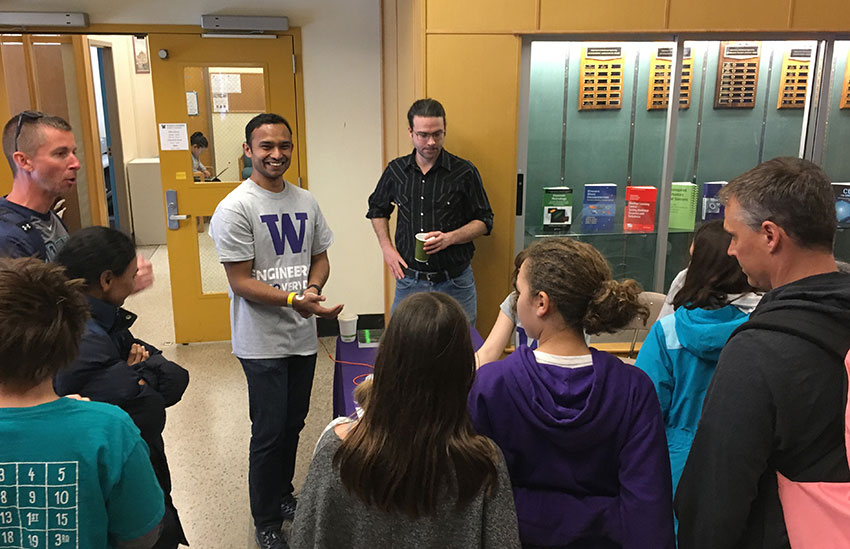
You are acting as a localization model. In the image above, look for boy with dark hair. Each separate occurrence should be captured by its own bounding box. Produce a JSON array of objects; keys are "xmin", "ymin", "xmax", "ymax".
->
[
  {"xmin": 190, "ymin": 131, "xmax": 212, "ymax": 180},
  {"xmin": 54, "ymin": 226, "xmax": 190, "ymax": 548},
  {"xmin": 0, "ymin": 257, "xmax": 165, "ymax": 548}
]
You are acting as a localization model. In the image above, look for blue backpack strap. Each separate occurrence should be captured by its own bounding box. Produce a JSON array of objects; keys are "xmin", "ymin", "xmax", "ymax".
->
[{"xmin": 0, "ymin": 202, "xmax": 48, "ymax": 259}]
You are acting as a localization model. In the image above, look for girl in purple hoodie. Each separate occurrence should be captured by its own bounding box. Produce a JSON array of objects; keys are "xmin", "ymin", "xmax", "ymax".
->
[{"xmin": 468, "ymin": 238, "xmax": 675, "ymax": 548}]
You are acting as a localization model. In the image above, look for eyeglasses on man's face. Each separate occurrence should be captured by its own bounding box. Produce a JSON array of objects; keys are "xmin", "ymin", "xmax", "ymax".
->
[
  {"xmin": 412, "ymin": 130, "xmax": 445, "ymax": 141},
  {"xmin": 14, "ymin": 111, "xmax": 45, "ymax": 152}
]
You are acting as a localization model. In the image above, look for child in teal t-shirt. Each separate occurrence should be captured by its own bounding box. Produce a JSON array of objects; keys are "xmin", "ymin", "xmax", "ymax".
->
[{"xmin": 0, "ymin": 258, "xmax": 164, "ymax": 548}]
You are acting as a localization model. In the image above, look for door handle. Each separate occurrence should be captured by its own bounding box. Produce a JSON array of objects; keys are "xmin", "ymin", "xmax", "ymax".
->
[
  {"xmin": 165, "ymin": 189, "xmax": 188, "ymax": 230},
  {"xmin": 516, "ymin": 173, "xmax": 524, "ymax": 216}
]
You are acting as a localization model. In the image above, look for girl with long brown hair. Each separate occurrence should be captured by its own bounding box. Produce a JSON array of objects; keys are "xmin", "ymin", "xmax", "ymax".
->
[{"xmin": 290, "ymin": 292, "xmax": 520, "ymax": 548}]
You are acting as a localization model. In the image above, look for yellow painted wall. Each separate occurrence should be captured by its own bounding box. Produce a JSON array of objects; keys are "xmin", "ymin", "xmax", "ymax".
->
[
  {"xmin": 426, "ymin": 34, "xmax": 520, "ymax": 334},
  {"xmin": 668, "ymin": 0, "xmax": 792, "ymax": 31},
  {"xmin": 422, "ymin": 0, "xmax": 850, "ymax": 33},
  {"xmin": 426, "ymin": 0, "xmax": 537, "ymax": 32},
  {"xmin": 381, "ymin": 0, "xmax": 425, "ymax": 317},
  {"xmin": 539, "ymin": 0, "xmax": 667, "ymax": 32},
  {"xmin": 791, "ymin": 0, "xmax": 850, "ymax": 30}
]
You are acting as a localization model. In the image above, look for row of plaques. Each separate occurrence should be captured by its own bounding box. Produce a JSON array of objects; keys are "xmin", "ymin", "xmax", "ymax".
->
[{"xmin": 578, "ymin": 43, "xmax": 815, "ymax": 111}]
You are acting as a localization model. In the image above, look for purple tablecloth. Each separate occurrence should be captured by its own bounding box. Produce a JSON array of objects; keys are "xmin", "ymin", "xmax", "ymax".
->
[{"xmin": 333, "ymin": 325, "xmax": 484, "ymax": 417}]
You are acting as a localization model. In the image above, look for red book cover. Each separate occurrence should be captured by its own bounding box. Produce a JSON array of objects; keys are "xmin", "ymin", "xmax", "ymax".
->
[{"xmin": 623, "ymin": 186, "xmax": 657, "ymax": 233}]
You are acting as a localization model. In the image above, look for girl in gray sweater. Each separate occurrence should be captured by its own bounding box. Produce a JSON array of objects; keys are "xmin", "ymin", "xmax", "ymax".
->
[{"xmin": 290, "ymin": 292, "xmax": 520, "ymax": 548}]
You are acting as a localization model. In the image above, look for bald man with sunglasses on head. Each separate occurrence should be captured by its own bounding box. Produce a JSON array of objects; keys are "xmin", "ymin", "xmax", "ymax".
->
[{"xmin": 0, "ymin": 111, "xmax": 152, "ymax": 290}]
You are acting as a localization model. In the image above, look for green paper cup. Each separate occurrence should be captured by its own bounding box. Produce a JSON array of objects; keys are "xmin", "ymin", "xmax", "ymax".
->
[{"xmin": 415, "ymin": 232, "xmax": 432, "ymax": 262}]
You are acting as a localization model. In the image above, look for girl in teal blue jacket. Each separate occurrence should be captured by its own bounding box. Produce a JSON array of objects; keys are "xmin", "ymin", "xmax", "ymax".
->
[{"xmin": 635, "ymin": 220, "xmax": 760, "ymax": 496}]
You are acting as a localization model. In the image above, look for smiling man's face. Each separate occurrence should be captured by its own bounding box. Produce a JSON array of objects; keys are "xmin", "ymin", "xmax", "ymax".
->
[{"xmin": 245, "ymin": 123, "xmax": 293, "ymax": 185}]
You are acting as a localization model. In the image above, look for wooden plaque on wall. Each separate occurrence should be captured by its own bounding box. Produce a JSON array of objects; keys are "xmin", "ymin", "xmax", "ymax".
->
[
  {"xmin": 579, "ymin": 46, "xmax": 624, "ymax": 111},
  {"xmin": 841, "ymin": 51, "xmax": 850, "ymax": 110},
  {"xmin": 715, "ymin": 41, "xmax": 761, "ymax": 109},
  {"xmin": 777, "ymin": 48, "xmax": 812, "ymax": 109},
  {"xmin": 647, "ymin": 46, "xmax": 692, "ymax": 110}
]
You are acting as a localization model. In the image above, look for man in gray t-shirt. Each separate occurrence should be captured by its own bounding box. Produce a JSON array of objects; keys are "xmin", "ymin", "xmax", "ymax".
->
[{"xmin": 209, "ymin": 113, "xmax": 342, "ymax": 549}]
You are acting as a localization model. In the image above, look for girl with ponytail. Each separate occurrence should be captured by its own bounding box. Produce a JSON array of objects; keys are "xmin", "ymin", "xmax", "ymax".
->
[{"xmin": 468, "ymin": 237, "xmax": 675, "ymax": 548}]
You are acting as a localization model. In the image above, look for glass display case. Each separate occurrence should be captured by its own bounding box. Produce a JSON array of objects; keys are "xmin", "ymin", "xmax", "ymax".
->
[
  {"xmin": 519, "ymin": 36, "xmax": 834, "ymax": 292},
  {"xmin": 820, "ymin": 40, "xmax": 850, "ymax": 263},
  {"xmin": 524, "ymin": 41, "xmax": 669, "ymax": 289},
  {"xmin": 666, "ymin": 39, "xmax": 816, "ymax": 287}
]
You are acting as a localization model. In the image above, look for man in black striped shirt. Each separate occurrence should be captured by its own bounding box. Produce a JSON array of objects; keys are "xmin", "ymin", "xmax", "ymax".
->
[{"xmin": 366, "ymin": 98, "xmax": 493, "ymax": 324}]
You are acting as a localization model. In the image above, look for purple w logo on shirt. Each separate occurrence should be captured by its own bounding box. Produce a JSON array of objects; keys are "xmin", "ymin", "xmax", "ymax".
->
[{"xmin": 260, "ymin": 213, "xmax": 308, "ymax": 254}]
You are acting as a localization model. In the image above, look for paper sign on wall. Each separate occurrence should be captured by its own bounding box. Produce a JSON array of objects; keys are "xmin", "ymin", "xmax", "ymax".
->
[
  {"xmin": 212, "ymin": 93, "xmax": 229, "ymax": 113},
  {"xmin": 210, "ymin": 73, "xmax": 242, "ymax": 94},
  {"xmin": 158, "ymin": 123, "xmax": 189, "ymax": 151},
  {"xmin": 186, "ymin": 91, "xmax": 199, "ymax": 116}
]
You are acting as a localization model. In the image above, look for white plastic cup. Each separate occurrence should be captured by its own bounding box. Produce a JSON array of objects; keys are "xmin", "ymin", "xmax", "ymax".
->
[{"xmin": 338, "ymin": 312, "xmax": 358, "ymax": 343}]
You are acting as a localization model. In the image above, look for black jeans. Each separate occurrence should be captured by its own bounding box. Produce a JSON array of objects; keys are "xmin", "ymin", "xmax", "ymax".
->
[
  {"xmin": 123, "ymin": 391, "xmax": 188, "ymax": 547},
  {"xmin": 239, "ymin": 354, "xmax": 317, "ymax": 530}
]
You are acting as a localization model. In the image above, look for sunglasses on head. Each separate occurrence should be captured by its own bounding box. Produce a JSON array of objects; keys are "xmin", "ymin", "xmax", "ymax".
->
[{"xmin": 14, "ymin": 111, "xmax": 45, "ymax": 152}]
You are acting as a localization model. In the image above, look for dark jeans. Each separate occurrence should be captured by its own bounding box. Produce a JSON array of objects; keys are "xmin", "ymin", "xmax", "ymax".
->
[
  {"xmin": 123, "ymin": 391, "xmax": 187, "ymax": 547},
  {"xmin": 239, "ymin": 354, "xmax": 317, "ymax": 530}
]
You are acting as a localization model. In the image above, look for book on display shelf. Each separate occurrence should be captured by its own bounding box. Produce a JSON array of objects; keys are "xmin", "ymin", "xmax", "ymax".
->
[
  {"xmin": 581, "ymin": 184, "xmax": 617, "ymax": 233},
  {"xmin": 542, "ymin": 186, "xmax": 573, "ymax": 230},
  {"xmin": 669, "ymin": 182, "xmax": 698, "ymax": 231},
  {"xmin": 623, "ymin": 185, "xmax": 657, "ymax": 233},
  {"xmin": 702, "ymin": 181, "xmax": 727, "ymax": 221}
]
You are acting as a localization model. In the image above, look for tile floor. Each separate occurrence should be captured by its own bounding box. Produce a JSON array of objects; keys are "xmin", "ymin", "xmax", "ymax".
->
[{"xmin": 126, "ymin": 246, "xmax": 337, "ymax": 548}]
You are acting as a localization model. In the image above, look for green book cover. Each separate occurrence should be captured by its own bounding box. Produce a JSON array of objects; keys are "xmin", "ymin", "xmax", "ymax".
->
[{"xmin": 669, "ymin": 182, "xmax": 698, "ymax": 231}]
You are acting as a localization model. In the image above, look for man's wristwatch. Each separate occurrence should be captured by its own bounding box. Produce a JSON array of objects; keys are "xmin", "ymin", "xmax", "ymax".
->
[{"xmin": 306, "ymin": 283, "xmax": 322, "ymax": 295}]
